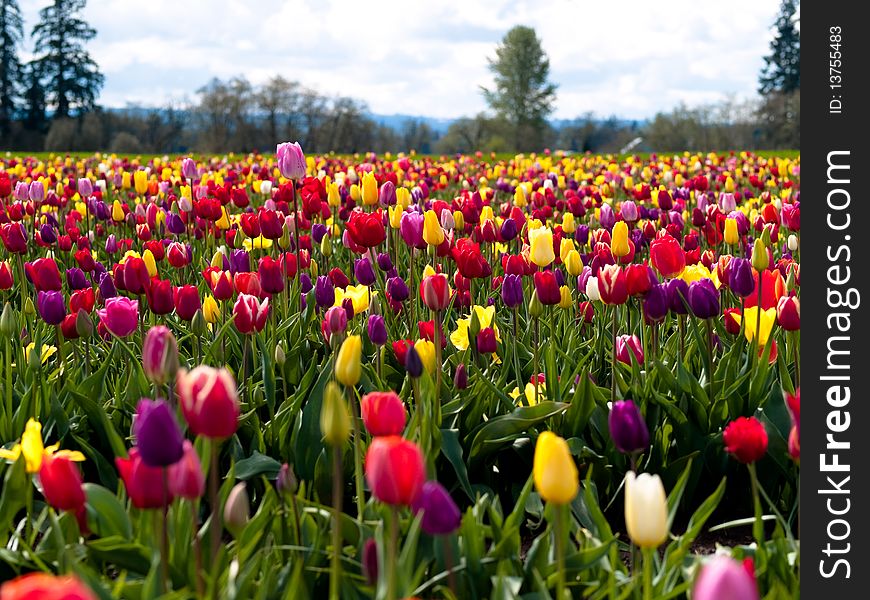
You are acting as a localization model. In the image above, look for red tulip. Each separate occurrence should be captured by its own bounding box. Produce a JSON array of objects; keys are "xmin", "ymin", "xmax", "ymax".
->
[
  {"xmin": 0, "ymin": 261, "xmax": 12, "ymax": 290},
  {"xmin": 39, "ymin": 454, "xmax": 86, "ymax": 512},
  {"xmin": 625, "ymin": 264, "xmax": 656, "ymax": 296},
  {"xmin": 723, "ymin": 307, "xmax": 741, "ymax": 335},
  {"xmin": 421, "ymin": 274, "xmax": 451, "ymax": 311},
  {"xmin": 365, "ymin": 436, "xmax": 425, "ymax": 506},
  {"xmin": 346, "ymin": 210, "xmax": 386, "ymax": 248},
  {"xmin": 166, "ymin": 242, "xmax": 189, "ymax": 268},
  {"xmin": 25, "ymin": 257, "xmax": 62, "ymax": 291},
  {"xmin": 240, "ymin": 213, "xmax": 261, "ymax": 238},
  {"xmin": 116, "ymin": 448, "xmax": 174, "ymax": 509},
  {"xmin": 452, "ymin": 238, "xmax": 491, "ymax": 279},
  {"xmin": 205, "ymin": 268, "xmax": 235, "ymax": 301},
  {"xmin": 120, "ymin": 257, "xmax": 151, "ymax": 295},
  {"xmin": 234, "ymin": 272, "xmax": 262, "ymax": 297},
  {"xmin": 173, "ymin": 285, "xmax": 202, "ymax": 321},
  {"xmin": 615, "ymin": 334, "xmax": 644, "ymax": 365},
  {"xmin": 598, "ymin": 264, "xmax": 628, "ymax": 305},
  {"xmin": 259, "ymin": 209, "xmax": 284, "ymax": 239},
  {"xmin": 743, "ymin": 269, "xmax": 786, "ymax": 311},
  {"xmin": 177, "ymin": 366, "xmax": 240, "ymax": 438},
  {"xmin": 168, "ymin": 440, "xmax": 205, "ymax": 499},
  {"xmin": 360, "ymin": 391, "xmax": 407, "ymax": 436},
  {"xmin": 69, "ymin": 288, "xmax": 95, "ymax": 314},
  {"xmin": 723, "ymin": 417, "xmax": 768, "ymax": 464},
  {"xmin": 533, "ymin": 270, "xmax": 561, "ymax": 305},
  {"xmin": 258, "ymin": 256, "xmax": 285, "ymax": 294},
  {"xmin": 0, "ymin": 222, "xmax": 27, "ymax": 254},
  {"xmin": 650, "ymin": 235, "xmax": 686, "ymax": 278},
  {"xmin": 392, "ymin": 339, "xmax": 414, "ymax": 366},
  {"xmin": 0, "ymin": 573, "xmax": 97, "ymax": 600},
  {"xmin": 233, "ymin": 293, "xmax": 269, "ymax": 334},
  {"xmin": 775, "ymin": 295, "xmax": 800, "ymax": 331},
  {"xmin": 146, "ymin": 277, "xmax": 175, "ymax": 315}
]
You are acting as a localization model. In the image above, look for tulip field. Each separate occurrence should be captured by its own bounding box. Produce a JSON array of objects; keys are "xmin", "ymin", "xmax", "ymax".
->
[{"xmin": 0, "ymin": 148, "xmax": 800, "ymax": 599}]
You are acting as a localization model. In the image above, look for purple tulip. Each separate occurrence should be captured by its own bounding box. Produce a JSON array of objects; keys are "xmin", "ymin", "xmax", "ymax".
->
[
  {"xmin": 404, "ymin": 345, "xmax": 424, "ymax": 378},
  {"xmin": 719, "ymin": 192, "xmax": 736, "ymax": 212},
  {"xmin": 378, "ymin": 180, "xmax": 397, "ymax": 207},
  {"xmin": 376, "ymin": 252, "xmax": 393, "ymax": 272},
  {"xmin": 576, "ymin": 266, "xmax": 592, "ymax": 294},
  {"xmin": 229, "ymin": 249, "xmax": 250, "ymax": 274},
  {"xmin": 400, "ymin": 212, "xmax": 425, "ymax": 248},
  {"xmin": 501, "ymin": 273, "xmax": 523, "ymax": 308},
  {"xmin": 362, "ymin": 538, "xmax": 379, "ymax": 586},
  {"xmin": 688, "ymin": 279, "xmax": 720, "ymax": 319},
  {"xmin": 77, "ymin": 178, "xmax": 93, "ymax": 198},
  {"xmin": 37, "ymin": 290, "xmax": 66, "ymax": 326},
  {"xmin": 411, "ymin": 480, "xmax": 461, "ymax": 535},
  {"xmin": 354, "ymin": 257, "xmax": 376, "ymax": 286},
  {"xmin": 314, "ymin": 276, "xmax": 335, "ymax": 309},
  {"xmin": 276, "ymin": 142, "xmax": 306, "ymax": 180},
  {"xmin": 39, "ymin": 223, "xmax": 57, "ymax": 244},
  {"xmin": 181, "ymin": 157, "xmax": 198, "ymax": 181},
  {"xmin": 620, "ymin": 200, "xmax": 638, "ymax": 222},
  {"xmin": 454, "ymin": 364, "xmax": 468, "ymax": 389},
  {"xmin": 14, "ymin": 181, "xmax": 29, "ymax": 202},
  {"xmin": 608, "ymin": 400, "xmax": 650, "ymax": 454},
  {"xmin": 167, "ymin": 213, "xmax": 186, "ymax": 235},
  {"xmin": 575, "ymin": 224, "xmax": 590, "ymax": 245},
  {"xmin": 324, "ymin": 306, "xmax": 348, "ymax": 336},
  {"xmin": 300, "ymin": 273, "xmax": 312, "ymax": 294},
  {"xmin": 133, "ymin": 399, "xmax": 184, "ymax": 467},
  {"xmin": 599, "ymin": 203, "xmax": 615, "ymax": 230},
  {"xmin": 642, "ymin": 284, "xmax": 669, "ymax": 323},
  {"xmin": 29, "ymin": 181, "xmax": 45, "ymax": 203},
  {"xmin": 500, "ymin": 218, "xmax": 518, "ymax": 241},
  {"xmin": 311, "ymin": 222, "xmax": 328, "ymax": 244},
  {"xmin": 666, "ymin": 278, "xmax": 690, "ymax": 315},
  {"xmin": 367, "ymin": 314, "xmax": 387, "ymax": 346},
  {"xmin": 98, "ymin": 271, "xmax": 117, "ymax": 299},
  {"xmin": 386, "ymin": 276, "xmax": 409, "ymax": 302},
  {"xmin": 66, "ymin": 268, "xmax": 89, "ymax": 290},
  {"xmin": 728, "ymin": 258, "xmax": 755, "ymax": 298}
]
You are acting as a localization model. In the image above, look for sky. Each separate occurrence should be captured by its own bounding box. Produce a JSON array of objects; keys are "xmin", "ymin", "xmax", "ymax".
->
[{"xmin": 19, "ymin": 0, "xmax": 786, "ymax": 120}]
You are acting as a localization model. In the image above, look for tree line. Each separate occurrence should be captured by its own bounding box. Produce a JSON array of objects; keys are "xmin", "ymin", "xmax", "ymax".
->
[{"xmin": 1, "ymin": 0, "xmax": 798, "ymax": 154}]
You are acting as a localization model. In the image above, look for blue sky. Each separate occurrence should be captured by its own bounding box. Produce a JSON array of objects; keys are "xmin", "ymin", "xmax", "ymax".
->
[{"xmin": 19, "ymin": 0, "xmax": 786, "ymax": 120}]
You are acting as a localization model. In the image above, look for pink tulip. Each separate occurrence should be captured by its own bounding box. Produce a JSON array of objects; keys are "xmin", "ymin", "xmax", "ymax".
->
[{"xmin": 98, "ymin": 296, "xmax": 139, "ymax": 337}]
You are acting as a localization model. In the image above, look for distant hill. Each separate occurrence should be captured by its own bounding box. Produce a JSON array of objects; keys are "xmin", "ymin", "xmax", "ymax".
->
[{"xmin": 367, "ymin": 113, "xmax": 455, "ymax": 136}]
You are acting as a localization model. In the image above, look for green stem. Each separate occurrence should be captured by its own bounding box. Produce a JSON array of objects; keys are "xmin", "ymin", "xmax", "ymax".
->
[
  {"xmin": 611, "ymin": 304, "xmax": 617, "ymax": 405},
  {"xmin": 554, "ymin": 503, "xmax": 567, "ymax": 600},
  {"xmin": 705, "ymin": 318, "xmax": 714, "ymax": 401},
  {"xmin": 347, "ymin": 387, "xmax": 366, "ymax": 519},
  {"xmin": 388, "ymin": 505, "xmax": 399, "ymax": 600},
  {"xmin": 330, "ymin": 445, "xmax": 343, "ymax": 600},
  {"xmin": 642, "ymin": 547, "xmax": 653, "ymax": 600},
  {"xmin": 748, "ymin": 463, "xmax": 765, "ymax": 552}
]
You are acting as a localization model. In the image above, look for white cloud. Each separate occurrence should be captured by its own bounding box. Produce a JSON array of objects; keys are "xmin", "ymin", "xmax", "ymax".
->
[{"xmin": 18, "ymin": 0, "xmax": 783, "ymax": 119}]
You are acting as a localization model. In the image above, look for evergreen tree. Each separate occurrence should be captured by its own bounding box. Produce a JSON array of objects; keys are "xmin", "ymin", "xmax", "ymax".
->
[
  {"xmin": 481, "ymin": 26, "xmax": 557, "ymax": 151},
  {"xmin": 0, "ymin": 0, "xmax": 24, "ymax": 138},
  {"xmin": 31, "ymin": 0, "xmax": 104, "ymax": 119},
  {"xmin": 759, "ymin": 0, "xmax": 800, "ymax": 94}
]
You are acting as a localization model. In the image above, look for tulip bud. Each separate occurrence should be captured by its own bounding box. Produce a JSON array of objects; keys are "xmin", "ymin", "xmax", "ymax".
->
[
  {"xmin": 404, "ymin": 344, "xmax": 424, "ymax": 378},
  {"xmin": 321, "ymin": 381, "xmax": 351, "ymax": 446},
  {"xmin": 191, "ymin": 309, "xmax": 208, "ymax": 336},
  {"xmin": 0, "ymin": 303, "xmax": 16, "ymax": 338},
  {"xmin": 75, "ymin": 309, "xmax": 94, "ymax": 338},
  {"xmin": 453, "ymin": 363, "xmax": 468, "ymax": 389},
  {"xmin": 750, "ymin": 239, "xmax": 769, "ymax": 272},
  {"xmin": 24, "ymin": 297, "xmax": 35, "ymax": 316},
  {"xmin": 335, "ymin": 335, "xmax": 362, "ymax": 386},
  {"xmin": 411, "ymin": 480, "xmax": 461, "ymax": 535},
  {"xmin": 362, "ymin": 538, "xmax": 379, "ymax": 586},
  {"xmin": 608, "ymin": 400, "xmax": 650, "ymax": 454},
  {"xmin": 274, "ymin": 342, "xmax": 286, "ymax": 367},
  {"xmin": 529, "ymin": 290, "xmax": 544, "ymax": 318},
  {"xmin": 276, "ymin": 463, "xmax": 298, "ymax": 496},
  {"xmin": 224, "ymin": 483, "xmax": 250, "ymax": 537},
  {"xmin": 624, "ymin": 471, "xmax": 668, "ymax": 548},
  {"xmin": 533, "ymin": 432, "xmax": 579, "ymax": 504},
  {"xmin": 787, "ymin": 234, "xmax": 798, "ymax": 252}
]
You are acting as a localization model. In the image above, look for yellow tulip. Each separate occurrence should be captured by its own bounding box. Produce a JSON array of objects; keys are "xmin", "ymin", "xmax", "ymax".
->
[
  {"xmin": 510, "ymin": 382, "xmax": 546, "ymax": 406},
  {"xmin": 112, "ymin": 200, "xmax": 125, "ymax": 222},
  {"xmin": 564, "ymin": 250, "xmax": 583, "ymax": 277},
  {"xmin": 24, "ymin": 342, "xmax": 57, "ymax": 365},
  {"xmin": 450, "ymin": 305, "xmax": 500, "ymax": 351},
  {"xmin": 388, "ymin": 205, "xmax": 404, "ymax": 229},
  {"xmin": 562, "ymin": 212, "xmax": 576, "ymax": 234},
  {"xmin": 423, "ymin": 210, "xmax": 444, "ymax": 246},
  {"xmin": 453, "ymin": 210, "xmax": 464, "ymax": 230},
  {"xmin": 414, "ymin": 339, "xmax": 436, "ymax": 374},
  {"xmin": 361, "ymin": 172, "xmax": 378, "ymax": 206},
  {"xmin": 327, "ymin": 182, "xmax": 341, "ymax": 207},
  {"xmin": 134, "ymin": 171, "xmax": 148, "ymax": 195},
  {"xmin": 559, "ymin": 238, "xmax": 575, "ymax": 264},
  {"xmin": 333, "ymin": 284, "xmax": 373, "ymax": 316},
  {"xmin": 624, "ymin": 472, "xmax": 668, "ymax": 548},
  {"xmin": 735, "ymin": 307, "xmax": 777, "ymax": 346},
  {"xmin": 350, "ymin": 184, "xmax": 361, "ymax": 202},
  {"xmin": 480, "ymin": 206, "xmax": 495, "ymax": 224},
  {"xmin": 725, "ymin": 176, "xmax": 735, "ymax": 192},
  {"xmin": 611, "ymin": 221, "xmax": 630, "ymax": 258},
  {"xmin": 142, "ymin": 249, "xmax": 158, "ymax": 277},
  {"xmin": 514, "ymin": 186, "xmax": 527, "ymax": 207},
  {"xmin": 335, "ymin": 335, "xmax": 362, "ymax": 387},
  {"xmin": 533, "ymin": 432, "xmax": 579, "ymax": 504},
  {"xmin": 679, "ymin": 264, "xmax": 714, "ymax": 285},
  {"xmin": 558, "ymin": 286, "xmax": 572, "ymax": 309},
  {"xmin": 320, "ymin": 381, "xmax": 350, "ymax": 446},
  {"xmin": 528, "ymin": 227, "xmax": 555, "ymax": 267},
  {"xmin": 724, "ymin": 218, "xmax": 739, "ymax": 245},
  {"xmin": 215, "ymin": 207, "xmax": 230, "ymax": 230},
  {"xmin": 396, "ymin": 187, "xmax": 411, "ymax": 208},
  {"xmin": 121, "ymin": 172, "xmax": 132, "ymax": 189},
  {"xmin": 203, "ymin": 295, "xmax": 220, "ymax": 323},
  {"xmin": 0, "ymin": 418, "xmax": 85, "ymax": 474}
]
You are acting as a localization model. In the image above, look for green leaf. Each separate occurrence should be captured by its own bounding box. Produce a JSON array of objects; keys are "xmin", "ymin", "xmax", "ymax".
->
[
  {"xmin": 0, "ymin": 457, "xmax": 26, "ymax": 540},
  {"xmin": 83, "ymin": 483, "xmax": 132, "ymax": 538},
  {"xmin": 235, "ymin": 451, "xmax": 282, "ymax": 480},
  {"xmin": 440, "ymin": 429, "xmax": 474, "ymax": 501},
  {"xmin": 468, "ymin": 401, "xmax": 568, "ymax": 462}
]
